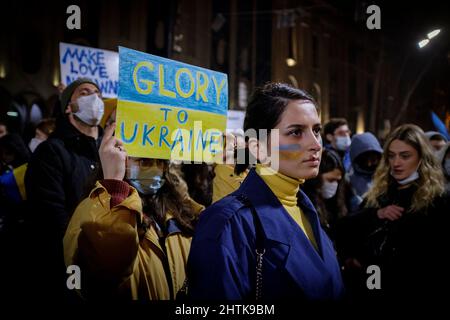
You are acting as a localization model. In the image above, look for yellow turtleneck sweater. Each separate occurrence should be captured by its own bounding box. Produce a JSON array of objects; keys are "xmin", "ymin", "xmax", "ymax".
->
[{"xmin": 256, "ymin": 164, "xmax": 318, "ymax": 251}]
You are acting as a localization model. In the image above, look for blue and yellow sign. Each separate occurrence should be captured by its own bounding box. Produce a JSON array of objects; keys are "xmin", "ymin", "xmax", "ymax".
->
[{"xmin": 116, "ymin": 47, "xmax": 228, "ymax": 161}]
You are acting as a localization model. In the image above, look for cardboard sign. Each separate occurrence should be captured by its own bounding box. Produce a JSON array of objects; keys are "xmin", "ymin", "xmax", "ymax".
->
[
  {"xmin": 116, "ymin": 47, "xmax": 228, "ymax": 162},
  {"xmin": 59, "ymin": 42, "xmax": 119, "ymax": 98}
]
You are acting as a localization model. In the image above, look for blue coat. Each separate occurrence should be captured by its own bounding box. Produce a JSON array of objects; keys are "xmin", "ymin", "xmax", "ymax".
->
[{"xmin": 187, "ymin": 169, "xmax": 345, "ymax": 300}]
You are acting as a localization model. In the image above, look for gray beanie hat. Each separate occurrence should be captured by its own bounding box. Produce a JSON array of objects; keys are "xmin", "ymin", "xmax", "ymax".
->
[{"xmin": 60, "ymin": 78, "xmax": 100, "ymax": 111}]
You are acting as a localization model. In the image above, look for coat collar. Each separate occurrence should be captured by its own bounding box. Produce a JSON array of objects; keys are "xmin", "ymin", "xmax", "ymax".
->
[
  {"xmin": 90, "ymin": 181, "xmax": 142, "ymax": 213},
  {"xmin": 52, "ymin": 115, "xmax": 104, "ymax": 144},
  {"xmin": 236, "ymin": 169, "xmax": 325, "ymax": 257}
]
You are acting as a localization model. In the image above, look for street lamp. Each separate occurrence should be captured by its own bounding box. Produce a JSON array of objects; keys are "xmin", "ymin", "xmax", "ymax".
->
[
  {"xmin": 286, "ymin": 58, "xmax": 297, "ymax": 67},
  {"xmin": 417, "ymin": 28, "xmax": 441, "ymax": 48},
  {"xmin": 394, "ymin": 28, "xmax": 444, "ymax": 126},
  {"xmin": 418, "ymin": 39, "xmax": 430, "ymax": 48},
  {"xmin": 427, "ymin": 29, "xmax": 441, "ymax": 39}
]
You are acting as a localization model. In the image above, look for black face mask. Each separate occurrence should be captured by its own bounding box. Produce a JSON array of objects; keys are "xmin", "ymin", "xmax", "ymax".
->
[
  {"xmin": 354, "ymin": 162, "xmax": 377, "ymax": 175},
  {"xmin": 362, "ymin": 163, "xmax": 377, "ymax": 173},
  {"xmin": 354, "ymin": 152, "xmax": 381, "ymax": 175}
]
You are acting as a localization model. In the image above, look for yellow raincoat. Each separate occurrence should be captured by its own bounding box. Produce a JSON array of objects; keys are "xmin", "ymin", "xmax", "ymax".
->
[
  {"xmin": 212, "ymin": 164, "xmax": 248, "ymax": 203},
  {"xmin": 63, "ymin": 181, "xmax": 203, "ymax": 300}
]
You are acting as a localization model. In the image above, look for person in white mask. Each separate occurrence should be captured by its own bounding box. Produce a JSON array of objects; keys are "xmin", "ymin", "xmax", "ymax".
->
[
  {"xmin": 323, "ymin": 118, "xmax": 352, "ymax": 172},
  {"xmin": 63, "ymin": 123, "xmax": 204, "ymax": 300},
  {"xmin": 424, "ymin": 131, "xmax": 448, "ymax": 153},
  {"xmin": 24, "ymin": 78, "xmax": 106, "ymax": 301},
  {"xmin": 66, "ymin": 83, "xmax": 105, "ymax": 128},
  {"xmin": 340, "ymin": 124, "xmax": 449, "ymax": 303},
  {"xmin": 302, "ymin": 150, "xmax": 355, "ymax": 238},
  {"xmin": 28, "ymin": 118, "xmax": 56, "ymax": 152}
]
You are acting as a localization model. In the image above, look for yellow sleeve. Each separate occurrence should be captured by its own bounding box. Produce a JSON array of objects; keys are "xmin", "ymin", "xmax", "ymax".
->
[
  {"xmin": 212, "ymin": 164, "xmax": 248, "ymax": 203},
  {"xmin": 63, "ymin": 182, "xmax": 143, "ymax": 295},
  {"xmin": 13, "ymin": 163, "xmax": 27, "ymax": 200}
]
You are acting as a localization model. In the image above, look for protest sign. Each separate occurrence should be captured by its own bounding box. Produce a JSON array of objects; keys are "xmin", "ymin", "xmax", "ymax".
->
[
  {"xmin": 116, "ymin": 47, "xmax": 228, "ymax": 162},
  {"xmin": 59, "ymin": 42, "xmax": 119, "ymax": 98}
]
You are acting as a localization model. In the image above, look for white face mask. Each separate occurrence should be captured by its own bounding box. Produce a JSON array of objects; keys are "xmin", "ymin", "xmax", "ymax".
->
[
  {"xmin": 321, "ymin": 180, "xmax": 339, "ymax": 199},
  {"xmin": 391, "ymin": 161, "xmax": 421, "ymax": 185},
  {"xmin": 28, "ymin": 137, "xmax": 44, "ymax": 153},
  {"xmin": 392, "ymin": 170, "xmax": 419, "ymax": 185},
  {"xmin": 444, "ymin": 159, "xmax": 450, "ymax": 176},
  {"xmin": 73, "ymin": 94, "xmax": 104, "ymax": 126},
  {"xmin": 127, "ymin": 164, "xmax": 165, "ymax": 195},
  {"xmin": 335, "ymin": 136, "xmax": 351, "ymax": 151}
]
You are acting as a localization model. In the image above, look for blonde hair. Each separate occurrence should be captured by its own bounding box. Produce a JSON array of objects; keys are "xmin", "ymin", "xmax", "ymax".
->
[{"xmin": 366, "ymin": 124, "xmax": 445, "ymax": 212}]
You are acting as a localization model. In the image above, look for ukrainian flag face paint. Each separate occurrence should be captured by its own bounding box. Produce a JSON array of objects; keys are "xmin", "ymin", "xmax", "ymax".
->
[
  {"xmin": 269, "ymin": 100, "xmax": 322, "ymax": 180},
  {"xmin": 277, "ymin": 143, "xmax": 305, "ymax": 161}
]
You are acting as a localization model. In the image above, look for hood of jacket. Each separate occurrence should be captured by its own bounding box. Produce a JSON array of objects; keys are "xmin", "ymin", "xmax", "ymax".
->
[
  {"xmin": 436, "ymin": 141, "xmax": 450, "ymax": 164},
  {"xmin": 349, "ymin": 132, "xmax": 383, "ymax": 163}
]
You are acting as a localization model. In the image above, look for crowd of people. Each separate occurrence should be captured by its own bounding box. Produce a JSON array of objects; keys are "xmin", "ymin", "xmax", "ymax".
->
[{"xmin": 1, "ymin": 79, "xmax": 449, "ymax": 305}]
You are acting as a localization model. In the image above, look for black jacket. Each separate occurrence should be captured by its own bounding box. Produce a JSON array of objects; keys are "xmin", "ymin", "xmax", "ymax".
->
[
  {"xmin": 25, "ymin": 116, "xmax": 103, "ymax": 239},
  {"xmin": 23, "ymin": 116, "xmax": 103, "ymax": 301},
  {"xmin": 336, "ymin": 182, "xmax": 450, "ymax": 302}
]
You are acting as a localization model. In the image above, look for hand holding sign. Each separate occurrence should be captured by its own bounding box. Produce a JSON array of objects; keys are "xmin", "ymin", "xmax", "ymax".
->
[{"xmin": 100, "ymin": 122, "xmax": 127, "ymax": 180}]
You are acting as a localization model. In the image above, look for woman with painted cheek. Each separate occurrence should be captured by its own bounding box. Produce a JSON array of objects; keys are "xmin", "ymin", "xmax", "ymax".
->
[
  {"xmin": 63, "ymin": 123, "xmax": 205, "ymax": 300},
  {"xmin": 187, "ymin": 83, "xmax": 344, "ymax": 301},
  {"xmin": 341, "ymin": 124, "xmax": 449, "ymax": 302}
]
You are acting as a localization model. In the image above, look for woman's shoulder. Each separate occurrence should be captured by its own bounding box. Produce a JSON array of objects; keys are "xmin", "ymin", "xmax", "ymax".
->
[{"xmin": 194, "ymin": 194, "xmax": 253, "ymax": 241}]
